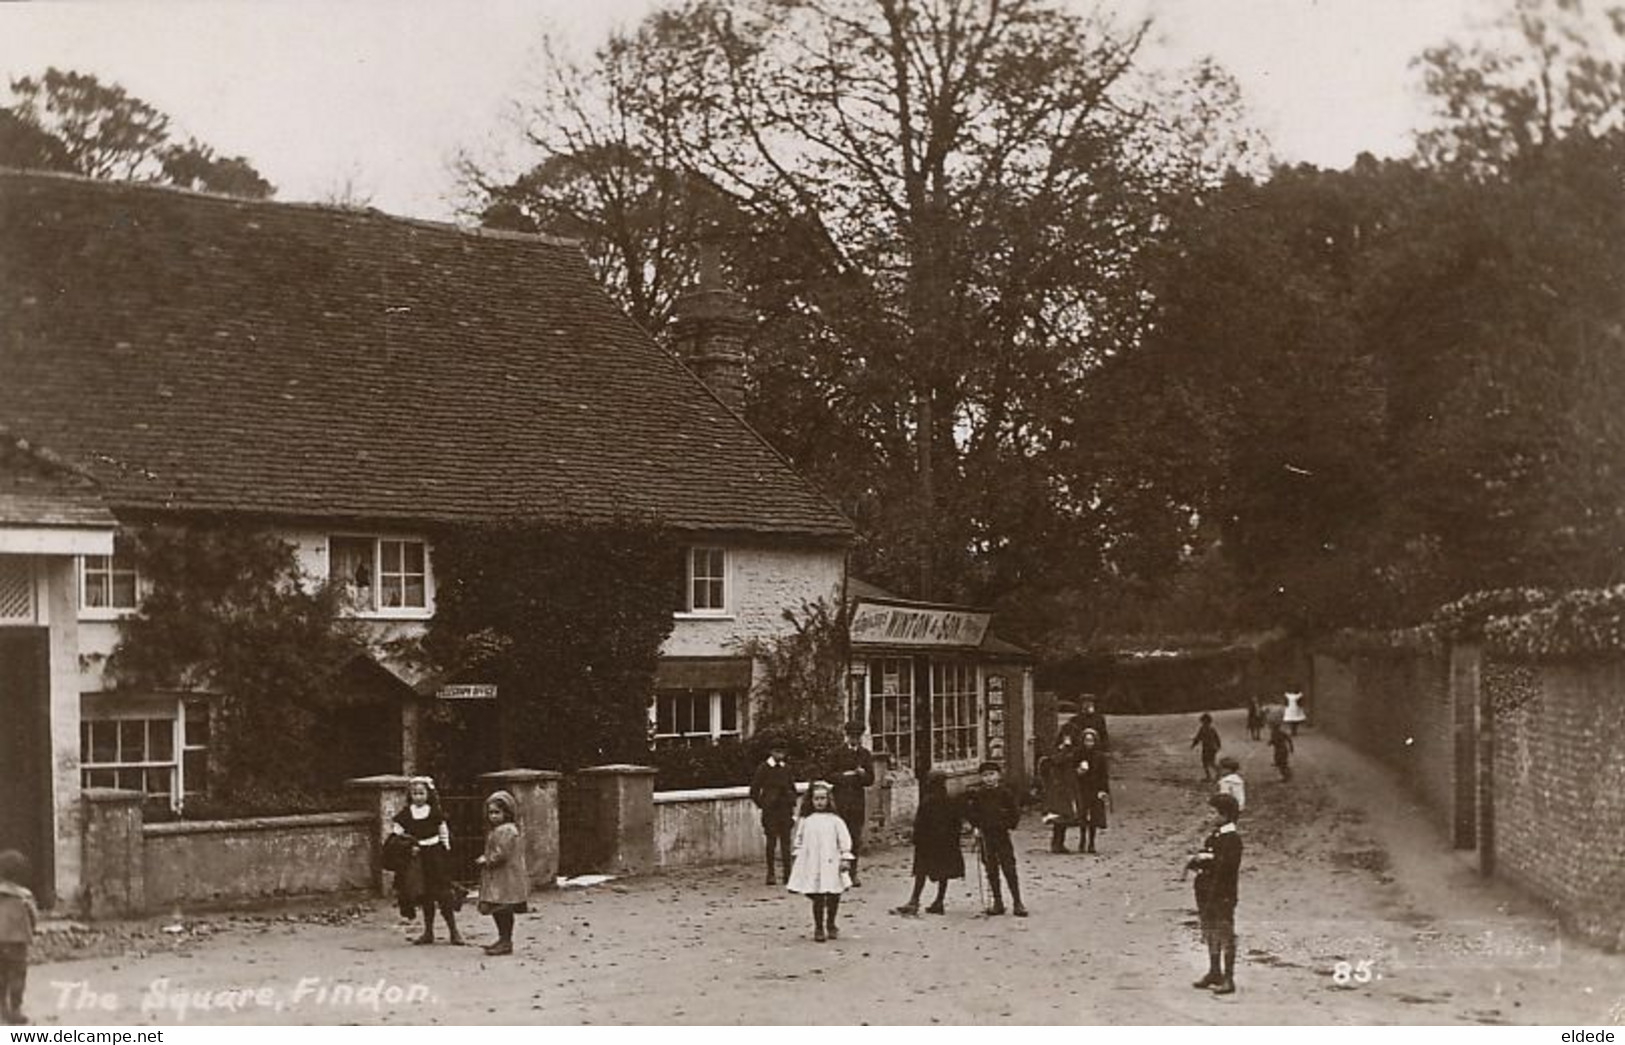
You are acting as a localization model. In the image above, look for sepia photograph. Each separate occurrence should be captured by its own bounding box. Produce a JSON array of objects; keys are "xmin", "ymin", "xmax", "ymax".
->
[{"xmin": 1, "ymin": 0, "xmax": 1623, "ymax": 1029}]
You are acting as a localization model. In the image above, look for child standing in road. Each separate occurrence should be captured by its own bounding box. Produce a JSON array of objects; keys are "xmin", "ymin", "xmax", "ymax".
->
[
  {"xmin": 475, "ymin": 790, "xmax": 529, "ymax": 956},
  {"xmin": 1246, "ymin": 696, "xmax": 1265, "ymax": 741},
  {"xmin": 1269, "ymin": 724, "xmax": 1295, "ymax": 781},
  {"xmin": 1076, "ymin": 729, "xmax": 1111, "ymax": 855},
  {"xmin": 1216, "ymin": 756, "xmax": 1246, "ymax": 813},
  {"xmin": 963, "ymin": 761, "xmax": 1027, "ymax": 917},
  {"xmin": 893, "ymin": 769, "xmax": 964, "ymax": 916},
  {"xmin": 1187, "ymin": 793, "xmax": 1244, "ymax": 995},
  {"xmin": 787, "ymin": 782, "xmax": 853, "ymax": 942},
  {"xmin": 1192, "ymin": 713, "xmax": 1223, "ymax": 782},
  {"xmin": 750, "ymin": 740, "xmax": 798, "ymax": 885},
  {"xmin": 0, "ymin": 851, "xmax": 36, "ymax": 1025},
  {"xmin": 392, "ymin": 776, "xmax": 463, "ymax": 946}
]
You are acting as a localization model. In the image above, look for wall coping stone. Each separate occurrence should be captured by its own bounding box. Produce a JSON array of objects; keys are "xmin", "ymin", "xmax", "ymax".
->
[
  {"xmin": 479, "ymin": 769, "xmax": 563, "ymax": 784},
  {"xmin": 576, "ymin": 764, "xmax": 658, "ymax": 776},
  {"xmin": 655, "ymin": 782, "xmax": 811, "ymax": 804},
  {"xmin": 143, "ymin": 811, "xmax": 373, "ymax": 837},
  {"xmin": 82, "ymin": 788, "xmax": 145, "ymax": 804},
  {"xmin": 346, "ymin": 775, "xmax": 413, "ymax": 790}
]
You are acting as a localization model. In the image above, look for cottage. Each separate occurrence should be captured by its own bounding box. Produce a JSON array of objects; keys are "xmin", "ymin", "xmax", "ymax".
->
[{"xmin": 0, "ymin": 171, "xmax": 852, "ymax": 907}]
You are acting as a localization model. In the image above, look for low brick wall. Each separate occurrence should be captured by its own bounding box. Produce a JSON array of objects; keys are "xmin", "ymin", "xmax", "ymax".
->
[
  {"xmin": 1488, "ymin": 657, "xmax": 1625, "ymax": 949},
  {"xmin": 143, "ymin": 811, "xmax": 375, "ymax": 910}
]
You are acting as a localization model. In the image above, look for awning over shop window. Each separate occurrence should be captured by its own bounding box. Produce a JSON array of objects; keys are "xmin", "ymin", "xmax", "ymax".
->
[{"xmin": 655, "ymin": 657, "xmax": 753, "ymax": 691}]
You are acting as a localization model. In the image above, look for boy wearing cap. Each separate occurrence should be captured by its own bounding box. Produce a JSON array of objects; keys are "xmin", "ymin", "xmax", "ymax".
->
[
  {"xmin": 829, "ymin": 720, "xmax": 875, "ymax": 887},
  {"xmin": 963, "ymin": 761, "xmax": 1028, "ymax": 917},
  {"xmin": 751, "ymin": 740, "xmax": 798, "ymax": 885},
  {"xmin": 1187, "ymin": 793, "xmax": 1244, "ymax": 995}
]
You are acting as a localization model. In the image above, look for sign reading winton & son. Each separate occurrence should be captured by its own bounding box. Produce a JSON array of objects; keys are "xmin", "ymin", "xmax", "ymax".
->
[{"xmin": 849, "ymin": 601, "xmax": 992, "ymax": 649}]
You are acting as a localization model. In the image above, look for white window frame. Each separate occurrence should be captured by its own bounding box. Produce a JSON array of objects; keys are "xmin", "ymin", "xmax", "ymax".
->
[
  {"xmin": 327, "ymin": 534, "xmax": 434, "ymax": 620},
  {"xmin": 929, "ymin": 659, "xmax": 983, "ymax": 769},
  {"xmin": 79, "ymin": 697, "xmax": 210, "ymax": 812},
  {"xmin": 867, "ymin": 657, "xmax": 915, "ymax": 768},
  {"xmin": 676, "ymin": 546, "xmax": 731, "ymax": 618},
  {"xmin": 652, "ymin": 688, "xmax": 742, "ymax": 747},
  {"xmin": 77, "ymin": 536, "xmax": 144, "ymax": 620}
]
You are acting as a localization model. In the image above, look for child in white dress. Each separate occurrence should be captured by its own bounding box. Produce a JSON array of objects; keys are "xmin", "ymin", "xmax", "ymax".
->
[{"xmin": 787, "ymin": 781, "xmax": 853, "ymax": 942}]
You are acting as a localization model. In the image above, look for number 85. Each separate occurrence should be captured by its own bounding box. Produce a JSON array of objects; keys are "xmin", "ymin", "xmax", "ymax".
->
[{"xmin": 1333, "ymin": 960, "xmax": 1375, "ymax": 984}]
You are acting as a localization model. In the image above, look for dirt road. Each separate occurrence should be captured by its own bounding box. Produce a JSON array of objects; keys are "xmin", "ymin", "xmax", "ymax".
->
[{"xmin": 25, "ymin": 711, "xmax": 1625, "ymax": 1025}]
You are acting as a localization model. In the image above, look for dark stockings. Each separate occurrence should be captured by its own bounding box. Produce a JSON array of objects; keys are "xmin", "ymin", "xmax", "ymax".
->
[
  {"xmin": 810, "ymin": 893, "xmax": 843, "ymax": 930},
  {"xmin": 493, "ymin": 910, "xmax": 515, "ymax": 944},
  {"xmin": 905, "ymin": 875, "xmax": 948, "ymax": 908}
]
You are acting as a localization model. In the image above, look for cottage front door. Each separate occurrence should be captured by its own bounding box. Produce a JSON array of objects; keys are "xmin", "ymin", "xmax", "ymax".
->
[{"xmin": 0, "ymin": 626, "xmax": 53, "ymax": 904}]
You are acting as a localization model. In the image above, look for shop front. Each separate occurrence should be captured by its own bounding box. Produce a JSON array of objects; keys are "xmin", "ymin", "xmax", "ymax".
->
[{"xmin": 847, "ymin": 584, "xmax": 1035, "ymax": 792}]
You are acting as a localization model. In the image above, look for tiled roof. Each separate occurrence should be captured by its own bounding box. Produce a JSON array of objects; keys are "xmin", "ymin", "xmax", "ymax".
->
[
  {"xmin": 0, "ymin": 430, "xmax": 116, "ymax": 529},
  {"xmin": 0, "ymin": 172, "xmax": 852, "ymax": 539}
]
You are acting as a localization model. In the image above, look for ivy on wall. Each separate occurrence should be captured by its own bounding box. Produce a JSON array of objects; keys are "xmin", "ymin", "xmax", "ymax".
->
[
  {"xmin": 106, "ymin": 523, "xmax": 372, "ymax": 812},
  {"xmin": 423, "ymin": 516, "xmax": 678, "ymax": 772},
  {"xmin": 1320, "ymin": 585, "xmax": 1625, "ymax": 663}
]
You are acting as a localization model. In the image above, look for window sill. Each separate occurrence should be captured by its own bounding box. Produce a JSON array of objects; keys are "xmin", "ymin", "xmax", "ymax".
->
[
  {"xmin": 673, "ymin": 611, "xmax": 736, "ymax": 622},
  {"xmin": 346, "ymin": 608, "xmax": 434, "ymax": 622},
  {"xmin": 78, "ymin": 608, "xmax": 139, "ymax": 622}
]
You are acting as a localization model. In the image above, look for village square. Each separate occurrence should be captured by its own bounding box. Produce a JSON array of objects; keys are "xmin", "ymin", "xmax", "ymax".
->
[{"xmin": 2, "ymin": 0, "xmax": 1625, "ymax": 1028}]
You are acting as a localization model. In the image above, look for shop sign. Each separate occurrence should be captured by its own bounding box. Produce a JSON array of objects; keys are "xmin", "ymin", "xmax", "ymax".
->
[
  {"xmin": 850, "ymin": 600, "xmax": 991, "ymax": 648},
  {"xmin": 986, "ymin": 675, "xmax": 1006, "ymax": 759},
  {"xmin": 437, "ymin": 684, "xmax": 498, "ymax": 701}
]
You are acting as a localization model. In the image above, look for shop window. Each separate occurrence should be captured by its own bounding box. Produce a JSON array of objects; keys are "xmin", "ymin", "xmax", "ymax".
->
[
  {"xmin": 930, "ymin": 660, "xmax": 980, "ymax": 764},
  {"xmin": 79, "ymin": 536, "xmax": 141, "ymax": 616},
  {"xmin": 330, "ymin": 536, "xmax": 430, "ymax": 614},
  {"xmin": 868, "ymin": 658, "xmax": 914, "ymax": 766},
  {"xmin": 79, "ymin": 698, "xmax": 210, "ymax": 811},
  {"xmin": 653, "ymin": 688, "xmax": 741, "ymax": 747}
]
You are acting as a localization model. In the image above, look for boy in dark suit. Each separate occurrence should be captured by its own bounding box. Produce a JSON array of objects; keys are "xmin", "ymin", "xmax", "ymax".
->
[
  {"xmin": 963, "ymin": 760, "xmax": 1027, "ymax": 917},
  {"xmin": 1192, "ymin": 712, "xmax": 1222, "ymax": 782},
  {"xmin": 828, "ymin": 720, "xmax": 875, "ymax": 886},
  {"xmin": 750, "ymin": 740, "xmax": 798, "ymax": 885},
  {"xmin": 1187, "ymin": 793, "xmax": 1243, "ymax": 995}
]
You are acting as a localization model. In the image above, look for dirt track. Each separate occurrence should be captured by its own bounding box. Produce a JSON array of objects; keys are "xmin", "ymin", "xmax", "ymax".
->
[{"xmin": 25, "ymin": 710, "xmax": 1625, "ymax": 1025}]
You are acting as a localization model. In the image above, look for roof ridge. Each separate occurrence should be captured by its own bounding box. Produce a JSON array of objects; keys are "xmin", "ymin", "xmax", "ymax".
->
[{"xmin": 0, "ymin": 166, "xmax": 582, "ymax": 248}]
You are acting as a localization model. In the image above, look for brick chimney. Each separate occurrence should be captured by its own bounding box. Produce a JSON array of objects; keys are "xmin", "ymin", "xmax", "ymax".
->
[{"xmin": 671, "ymin": 240, "xmax": 749, "ymax": 414}]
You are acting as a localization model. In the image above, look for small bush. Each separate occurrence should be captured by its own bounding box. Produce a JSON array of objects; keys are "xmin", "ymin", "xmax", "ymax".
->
[
  {"xmin": 646, "ymin": 723, "xmax": 846, "ymax": 791},
  {"xmin": 647, "ymin": 740, "xmax": 755, "ymax": 790}
]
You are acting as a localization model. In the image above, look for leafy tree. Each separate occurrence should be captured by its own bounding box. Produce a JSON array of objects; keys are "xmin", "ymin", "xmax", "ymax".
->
[
  {"xmin": 1415, "ymin": 0, "xmax": 1625, "ymax": 173},
  {"xmin": 3, "ymin": 68, "xmax": 273, "ymax": 198},
  {"xmin": 1081, "ymin": 113, "xmax": 1625, "ymax": 637},
  {"xmin": 470, "ymin": 0, "xmax": 1261, "ymax": 614}
]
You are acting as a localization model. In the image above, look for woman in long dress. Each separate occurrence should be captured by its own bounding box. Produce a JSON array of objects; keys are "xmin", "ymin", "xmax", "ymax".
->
[{"xmin": 1040, "ymin": 734, "xmax": 1083, "ymax": 852}]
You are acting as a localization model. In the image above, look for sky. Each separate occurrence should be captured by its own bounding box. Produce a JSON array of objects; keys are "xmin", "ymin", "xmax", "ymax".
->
[{"xmin": 0, "ymin": 0, "xmax": 1501, "ymax": 221}]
